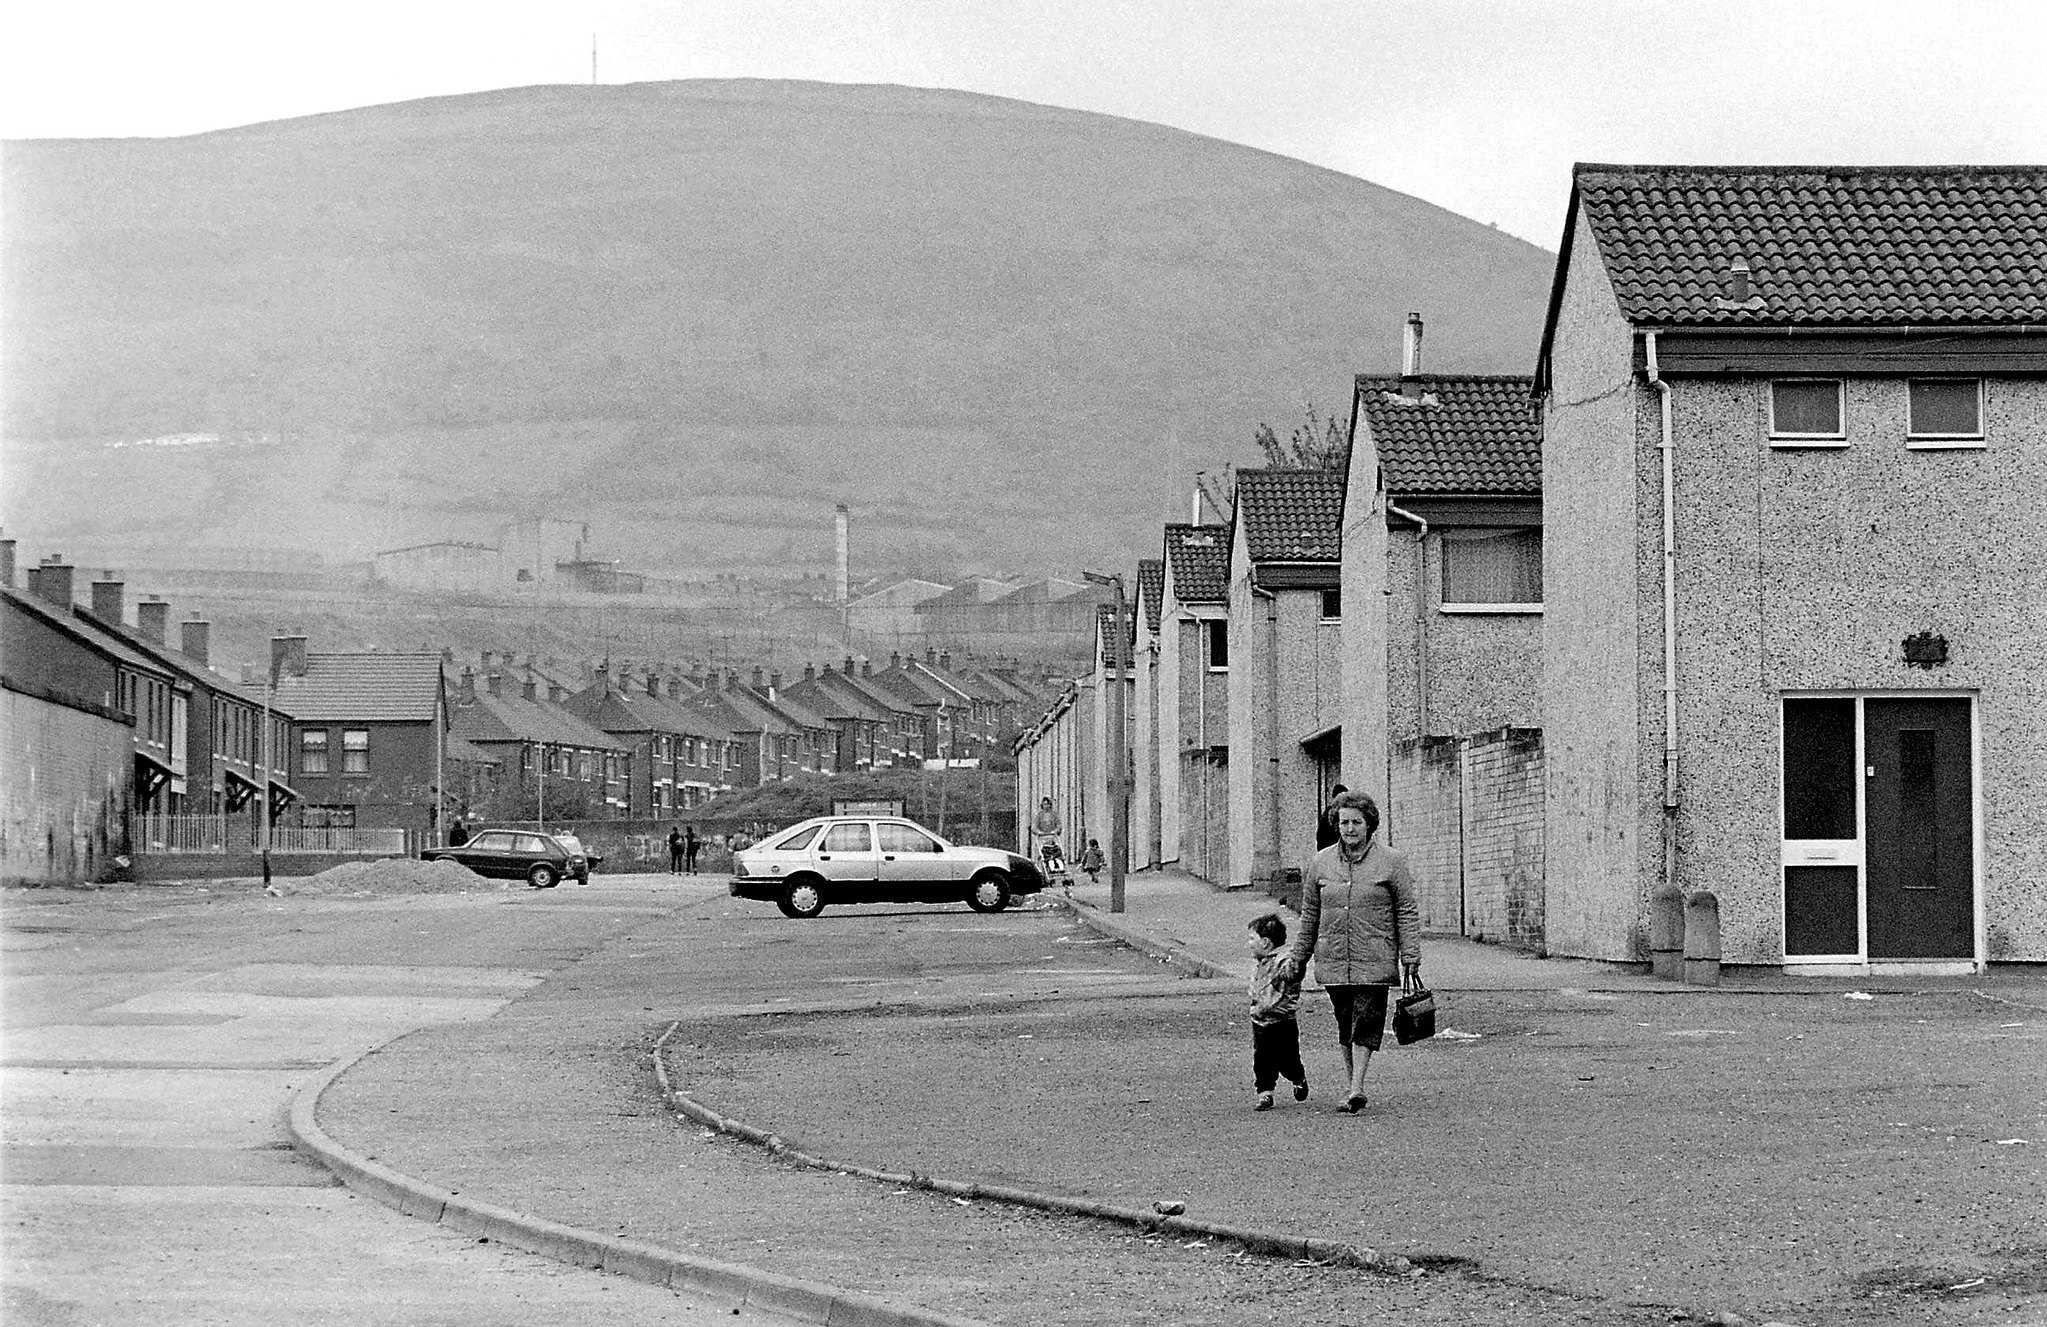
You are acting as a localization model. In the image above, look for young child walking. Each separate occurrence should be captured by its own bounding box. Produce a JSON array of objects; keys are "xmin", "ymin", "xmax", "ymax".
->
[
  {"xmin": 1245, "ymin": 913, "xmax": 1308, "ymax": 1110},
  {"xmin": 1079, "ymin": 838, "xmax": 1106, "ymax": 884}
]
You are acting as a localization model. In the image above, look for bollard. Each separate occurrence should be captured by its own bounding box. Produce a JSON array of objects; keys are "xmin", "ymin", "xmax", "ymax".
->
[
  {"xmin": 1683, "ymin": 890, "xmax": 1721, "ymax": 987},
  {"xmin": 1649, "ymin": 882, "xmax": 1685, "ymax": 981}
]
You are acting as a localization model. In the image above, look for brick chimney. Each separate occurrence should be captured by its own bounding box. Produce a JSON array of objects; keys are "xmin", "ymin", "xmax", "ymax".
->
[
  {"xmin": 32, "ymin": 559, "xmax": 74, "ymax": 608},
  {"xmin": 0, "ymin": 537, "xmax": 16, "ymax": 588},
  {"xmin": 486, "ymin": 670, "xmax": 504, "ymax": 698},
  {"xmin": 522, "ymin": 675, "xmax": 538, "ymax": 702},
  {"xmin": 181, "ymin": 620, "xmax": 211, "ymax": 666},
  {"xmin": 939, "ymin": 650, "xmax": 952, "ymax": 671},
  {"xmin": 843, "ymin": 655, "xmax": 856, "ymax": 676},
  {"xmin": 804, "ymin": 663, "xmax": 816, "ymax": 682},
  {"xmin": 925, "ymin": 647, "xmax": 937, "ymax": 665},
  {"xmin": 91, "ymin": 576, "xmax": 124, "ymax": 625},
  {"xmin": 547, "ymin": 682, "xmax": 563, "ymax": 703},
  {"xmin": 863, "ymin": 659, "xmax": 876, "ymax": 679},
  {"xmin": 272, "ymin": 635, "xmax": 308, "ymax": 679},
  {"xmin": 751, "ymin": 666, "xmax": 765, "ymax": 690},
  {"xmin": 890, "ymin": 651, "xmax": 901, "ymax": 670},
  {"xmin": 646, "ymin": 672, "xmax": 660, "ymax": 699},
  {"xmin": 665, "ymin": 676, "xmax": 681, "ymax": 699},
  {"xmin": 458, "ymin": 667, "xmax": 477, "ymax": 704},
  {"xmin": 769, "ymin": 670, "xmax": 783, "ymax": 697},
  {"xmin": 138, "ymin": 598, "xmax": 169, "ymax": 643}
]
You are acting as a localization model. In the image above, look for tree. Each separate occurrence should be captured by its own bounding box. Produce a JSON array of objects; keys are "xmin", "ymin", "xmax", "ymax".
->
[{"xmin": 1253, "ymin": 401, "xmax": 1348, "ymax": 471}]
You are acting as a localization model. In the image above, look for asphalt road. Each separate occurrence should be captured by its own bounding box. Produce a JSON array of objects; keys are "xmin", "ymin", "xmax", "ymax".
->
[{"xmin": 9, "ymin": 873, "xmax": 2044, "ymax": 1327}]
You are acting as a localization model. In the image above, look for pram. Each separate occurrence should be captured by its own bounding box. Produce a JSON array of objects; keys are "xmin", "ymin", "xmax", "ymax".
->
[{"xmin": 1038, "ymin": 840, "xmax": 1076, "ymax": 893}]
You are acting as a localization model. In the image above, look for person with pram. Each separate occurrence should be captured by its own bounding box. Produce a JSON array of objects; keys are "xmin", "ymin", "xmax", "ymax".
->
[{"xmin": 1030, "ymin": 796, "xmax": 1069, "ymax": 884}]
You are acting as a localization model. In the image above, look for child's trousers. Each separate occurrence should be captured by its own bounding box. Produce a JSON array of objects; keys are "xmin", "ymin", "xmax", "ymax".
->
[{"xmin": 1251, "ymin": 1017, "xmax": 1305, "ymax": 1092}]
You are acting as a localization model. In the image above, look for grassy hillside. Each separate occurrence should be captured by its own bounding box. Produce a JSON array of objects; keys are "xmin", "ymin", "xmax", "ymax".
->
[{"xmin": 2, "ymin": 79, "xmax": 1554, "ymax": 577}]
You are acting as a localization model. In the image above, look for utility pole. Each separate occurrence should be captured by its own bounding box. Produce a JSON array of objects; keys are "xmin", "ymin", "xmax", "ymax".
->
[{"xmin": 1083, "ymin": 571, "xmax": 1131, "ymax": 913}]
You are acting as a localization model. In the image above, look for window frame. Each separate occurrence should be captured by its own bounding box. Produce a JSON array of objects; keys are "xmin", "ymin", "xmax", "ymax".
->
[
  {"xmin": 301, "ymin": 729, "xmax": 330, "ymax": 775},
  {"xmin": 1204, "ymin": 618, "xmax": 1230, "ymax": 672},
  {"xmin": 1320, "ymin": 588, "xmax": 1341, "ymax": 622},
  {"xmin": 341, "ymin": 728, "xmax": 370, "ymax": 776},
  {"xmin": 1905, "ymin": 377, "xmax": 1985, "ymax": 449},
  {"xmin": 1438, "ymin": 527, "xmax": 1544, "ymax": 616},
  {"xmin": 1768, "ymin": 378, "xmax": 1848, "ymax": 447}
]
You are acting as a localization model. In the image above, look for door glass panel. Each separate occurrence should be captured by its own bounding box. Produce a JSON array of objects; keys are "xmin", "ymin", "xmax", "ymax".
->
[
  {"xmin": 1896, "ymin": 729, "xmax": 1939, "ymax": 891},
  {"xmin": 821, "ymin": 823, "xmax": 871, "ymax": 853},
  {"xmin": 1783, "ymin": 698, "xmax": 1856, "ymax": 840}
]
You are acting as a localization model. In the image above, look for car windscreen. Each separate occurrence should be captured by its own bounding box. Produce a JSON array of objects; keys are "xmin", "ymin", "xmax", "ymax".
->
[{"xmin": 770, "ymin": 824, "xmax": 822, "ymax": 851}]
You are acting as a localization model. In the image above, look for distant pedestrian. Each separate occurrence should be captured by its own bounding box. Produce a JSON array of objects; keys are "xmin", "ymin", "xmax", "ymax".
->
[
  {"xmin": 1079, "ymin": 838, "xmax": 1105, "ymax": 884},
  {"xmin": 1315, "ymin": 784, "xmax": 1347, "ymax": 851},
  {"xmin": 667, "ymin": 826, "xmax": 685, "ymax": 874},
  {"xmin": 1031, "ymin": 797, "xmax": 1065, "ymax": 873},
  {"xmin": 683, "ymin": 825, "xmax": 700, "ymax": 874},
  {"xmin": 1245, "ymin": 913, "xmax": 1308, "ymax": 1111},
  {"xmin": 1281, "ymin": 790, "xmax": 1420, "ymax": 1114},
  {"xmin": 450, "ymin": 817, "xmax": 470, "ymax": 847}
]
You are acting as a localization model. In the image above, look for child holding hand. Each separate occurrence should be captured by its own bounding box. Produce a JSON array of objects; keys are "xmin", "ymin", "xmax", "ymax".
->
[{"xmin": 1245, "ymin": 913, "xmax": 1308, "ymax": 1110}]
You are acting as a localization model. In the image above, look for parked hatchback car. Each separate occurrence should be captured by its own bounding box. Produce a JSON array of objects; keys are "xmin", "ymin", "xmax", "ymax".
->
[
  {"xmin": 729, "ymin": 816, "xmax": 1045, "ymax": 918},
  {"xmin": 421, "ymin": 829, "xmax": 587, "ymax": 889}
]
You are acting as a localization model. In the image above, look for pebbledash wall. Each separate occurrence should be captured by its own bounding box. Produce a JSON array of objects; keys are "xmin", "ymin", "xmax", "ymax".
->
[{"xmin": 1387, "ymin": 727, "xmax": 1545, "ymax": 947}]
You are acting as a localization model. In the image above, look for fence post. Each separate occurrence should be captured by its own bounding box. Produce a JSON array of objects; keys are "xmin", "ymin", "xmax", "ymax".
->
[
  {"xmin": 1683, "ymin": 891, "xmax": 1721, "ymax": 987},
  {"xmin": 1649, "ymin": 881, "xmax": 1685, "ymax": 981}
]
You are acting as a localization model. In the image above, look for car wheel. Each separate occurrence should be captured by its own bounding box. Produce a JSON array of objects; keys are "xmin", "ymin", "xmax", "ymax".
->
[
  {"xmin": 966, "ymin": 871, "xmax": 1011, "ymax": 913},
  {"xmin": 528, "ymin": 863, "xmax": 558, "ymax": 889},
  {"xmin": 777, "ymin": 878, "xmax": 826, "ymax": 919}
]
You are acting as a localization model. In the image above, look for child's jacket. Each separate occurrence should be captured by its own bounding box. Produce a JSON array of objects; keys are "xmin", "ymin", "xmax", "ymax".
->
[{"xmin": 1249, "ymin": 951, "xmax": 1302, "ymax": 1025}]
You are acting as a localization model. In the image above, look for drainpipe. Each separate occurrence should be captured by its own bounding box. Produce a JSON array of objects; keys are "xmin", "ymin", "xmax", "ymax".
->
[
  {"xmin": 1385, "ymin": 500, "xmax": 1431, "ymax": 740},
  {"xmin": 1251, "ymin": 583, "xmax": 1282, "ymax": 890},
  {"xmin": 1646, "ymin": 331, "xmax": 1681, "ymax": 904}
]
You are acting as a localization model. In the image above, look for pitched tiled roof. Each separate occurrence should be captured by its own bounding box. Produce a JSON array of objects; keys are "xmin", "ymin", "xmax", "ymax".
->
[
  {"xmin": 274, "ymin": 652, "xmax": 443, "ymax": 722},
  {"xmin": 1234, "ymin": 470, "xmax": 1344, "ymax": 563},
  {"xmin": 1573, "ymin": 164, "xmax": 2047, "ymax": 326},
  {"xmin": 1355, "ymin": 376, "xmax": 1540, "ymax": 495},
  {"xmin": 1095, "ymin": 603, "xmax": 1138, "ymax": 667},
  {"xmin": 1136, "ymin": 559, "xmax": 1165, "ymax": 635},
  {"xmin": 1162, "ymin": 524, "xmax": 1229, "ymax": 604},
  {"xmin": 452, "ymin": 690, "xmax": 625, "ymax": 749}
]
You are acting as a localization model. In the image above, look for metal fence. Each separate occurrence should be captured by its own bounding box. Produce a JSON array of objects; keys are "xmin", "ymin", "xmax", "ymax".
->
[{"xmin": 129, "ymin": 814, "xmax": 407, "ymax": 857}]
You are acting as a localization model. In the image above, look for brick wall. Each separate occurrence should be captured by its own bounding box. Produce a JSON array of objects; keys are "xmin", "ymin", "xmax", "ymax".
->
[{"xmin": 1386, "ymin": 726, "xmax": 1545, "ymax": 949}]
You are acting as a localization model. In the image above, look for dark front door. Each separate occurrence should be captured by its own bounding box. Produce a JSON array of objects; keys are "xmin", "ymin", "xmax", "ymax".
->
[{"xmin": 1863, "ymin": 698, "xmax": 1974, "ymax": 959}]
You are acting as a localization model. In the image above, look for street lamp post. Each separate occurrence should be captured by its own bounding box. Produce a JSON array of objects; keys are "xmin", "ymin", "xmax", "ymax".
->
[{"xmin": 1083, "ymin": 570, "xmax": 1131, "ymax": 914}]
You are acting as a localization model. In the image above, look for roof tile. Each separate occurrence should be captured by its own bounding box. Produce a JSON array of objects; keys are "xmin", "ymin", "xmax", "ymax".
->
[
  {"xmin": 1575, "ymin": 164, "xmax": 2047, "ymax": 325},
  {"xmin": 1355, "ymin": 376, "xmax": 1540, "ymax": 495}
]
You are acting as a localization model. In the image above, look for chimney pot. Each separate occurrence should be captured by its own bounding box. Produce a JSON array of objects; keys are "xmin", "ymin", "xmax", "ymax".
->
[
  {"xmin": 138, "ymin": 599, "xmax": 169, "ymax": 643},
  {"xmin": 271, "ymin": 635, "xmax": 308, "ymax": 679},
  {"xmin": 1402, "ymin": 311, "xmax": 1425, "ymax": 379},
  {"xmin": 91, "ymin": 578, "xmax": 125, "ymax": 626},
  {"xmin": 180, "ymin": 619, "xmax": 211, "ymax": 666}
]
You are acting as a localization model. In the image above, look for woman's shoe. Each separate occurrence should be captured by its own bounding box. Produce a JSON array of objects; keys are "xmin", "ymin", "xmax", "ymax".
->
[
  {"xmin": 1254, "ymin": 1092, "xmax": 1274, "ymax": 1111},
  {"xmin": 1341, "ymin": 1095, "xmax": 1368, "ymax": 1114}
]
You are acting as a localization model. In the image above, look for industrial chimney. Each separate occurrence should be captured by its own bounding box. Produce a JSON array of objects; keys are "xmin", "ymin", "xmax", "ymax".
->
[{"xmin": 834, "ymin": 503, "xmax": 850, "ymax": 604}]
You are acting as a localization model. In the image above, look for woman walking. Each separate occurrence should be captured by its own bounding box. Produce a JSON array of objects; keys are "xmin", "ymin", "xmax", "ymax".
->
[{"xmin": 1281, "ymin": 789, "xmax": 1420, "ymax": 1114}]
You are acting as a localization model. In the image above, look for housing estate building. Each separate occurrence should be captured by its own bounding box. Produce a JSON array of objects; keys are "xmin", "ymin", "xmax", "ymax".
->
[
  {"xmin": 1536, "ymin": 163, "xmax": 2047, "ymax": 970},
  {"xmin": 1155, "ymin": 522, "xmax": 1231, "ymax": 882},
  {"xmin": 452, "ymin": 667, "xmax": 629, "ymax": 820},
  {"xmin": 1226, "ymin": 469, "xmax": 1345, "ymax": 891},
  {"xmin": 561, "ymin": 665, "xmax": 736, "ymax": 816},
  {"xmin": 1342, "ymin": 345, "xmax": 1546, "ymax": 938},
  {"xmin": 1131, "ymin": 558, "xmax": 1165, "ymax": 870},
  {"xmin": 273, "ymin": 638, "xmax": 448, "ymax": 839}
]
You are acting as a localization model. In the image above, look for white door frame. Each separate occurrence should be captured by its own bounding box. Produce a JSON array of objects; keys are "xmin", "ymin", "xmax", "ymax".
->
[{"xmin": 1778, "ymin": 689, "xmax": 1984, "ymax": 975}]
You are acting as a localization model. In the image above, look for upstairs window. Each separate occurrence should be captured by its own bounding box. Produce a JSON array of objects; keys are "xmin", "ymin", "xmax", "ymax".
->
[
  {"xmin": 1908, "ymin": 379, "xmax": 1983, "ymax": 445},
  {"xmin": 1205, "ymin": 619, "xmax": 1230, "ymax": 671},
  {"xmin": 1770, "ymin": 379, "xmax": 1845, "ymax": 444},
  {"xmin": 1441, "ymin": 528, "xmax": 1543, "ymax": 612},
  {"xmin": 342, "ymin": 729, "xmax": 369, "ymax": 775},
  {"xmin": 1320, "ymin": 589, "xmax": 1342, "ymax": 622},
  {"xmin": 301, "ymin": 730, "xmax": 329, "ymax": 774}
]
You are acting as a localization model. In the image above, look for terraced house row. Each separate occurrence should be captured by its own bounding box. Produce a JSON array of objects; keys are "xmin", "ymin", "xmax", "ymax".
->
[{"xmin": 1018, "ymin": 163, "xmax": 2047, "ymax": 974}]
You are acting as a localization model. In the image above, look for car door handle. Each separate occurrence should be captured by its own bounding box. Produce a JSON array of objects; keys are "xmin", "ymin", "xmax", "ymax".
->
[
  {"xmin": 818, "ymin": 854, "xmax": 831, "ymax": 860},
  {"xmin": 883, "ymin": 854, "xmax": 897, "ymax": 860}
]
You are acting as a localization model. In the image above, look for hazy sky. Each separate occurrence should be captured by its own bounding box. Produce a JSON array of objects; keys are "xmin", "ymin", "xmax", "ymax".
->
[{"xmin": 5, "ymin": 0, "xmax": 2044, "ymax": 244}]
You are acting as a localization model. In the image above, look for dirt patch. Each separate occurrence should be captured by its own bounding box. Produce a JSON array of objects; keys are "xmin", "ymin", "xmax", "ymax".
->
[{"xmin": 269, "ymin": 857, "xmax": 506, "ymax": 897}]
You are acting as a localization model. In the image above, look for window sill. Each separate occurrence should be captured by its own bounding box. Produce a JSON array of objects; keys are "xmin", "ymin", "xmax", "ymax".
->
[
  {"xmin": 1768, "ymin": 438, "xmax": 1849, "ymax": 449},
  {"xmin": 1440, "ymin": 604, "xmax": 1543, "ymax": 615},
  {"xmin": 1905, "ymin": 438, "xmax": 1985, "ymax": 450}
]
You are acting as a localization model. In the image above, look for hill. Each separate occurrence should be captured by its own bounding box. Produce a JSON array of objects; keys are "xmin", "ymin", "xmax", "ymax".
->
[{"xmin": 1, "ymin": 79, "xmax": 1555, "ymax": 578}]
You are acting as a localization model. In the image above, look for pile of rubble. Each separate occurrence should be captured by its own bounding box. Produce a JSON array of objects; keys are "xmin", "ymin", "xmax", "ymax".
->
[{"xmin": 268, "ymin": 857, "xmax": 501, "ymax": 897}]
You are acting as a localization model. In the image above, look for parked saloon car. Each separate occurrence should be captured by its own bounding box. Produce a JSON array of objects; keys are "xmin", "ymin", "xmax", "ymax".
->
[
  {"xmin": 729, "ymin": 815, "xmax": 1045, "ymax": 919},
  {"xmin": 421, "ymin": 829, "xmax": 588, "ymax": 889}
]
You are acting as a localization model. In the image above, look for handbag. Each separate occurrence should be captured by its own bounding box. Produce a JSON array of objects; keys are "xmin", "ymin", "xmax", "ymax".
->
[{"xmin": 1393, "ymin": 968, "xmax": 1437, "ymax": 1045}]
